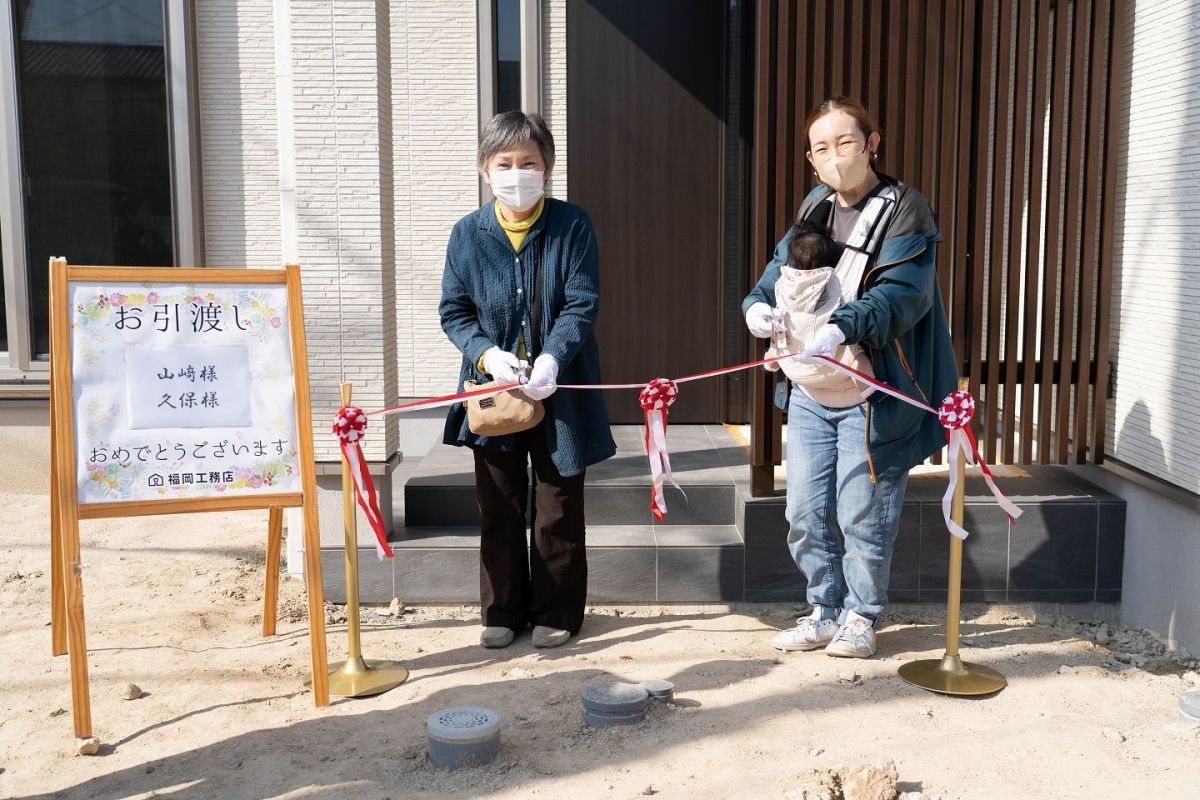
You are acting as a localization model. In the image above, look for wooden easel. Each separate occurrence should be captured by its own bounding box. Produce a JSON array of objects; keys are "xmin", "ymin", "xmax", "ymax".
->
[{"xmin": 47, "ymin": 259, "xmax": 329, "ymax": 740}]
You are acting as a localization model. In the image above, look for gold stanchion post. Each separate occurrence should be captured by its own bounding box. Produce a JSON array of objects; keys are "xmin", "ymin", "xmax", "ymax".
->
[
  {"xmin": 898, "ymin": 378, "xmax": 1007, "ymax": 696},
  {"xmin": 306, "ymin": 383, "xmax": 409, "ymax": 697}
]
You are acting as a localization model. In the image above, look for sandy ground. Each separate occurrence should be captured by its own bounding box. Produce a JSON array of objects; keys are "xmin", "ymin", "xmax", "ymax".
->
[{"xmin": 2, "ymin": 486, "xmax": 1199, "ymax": 800}]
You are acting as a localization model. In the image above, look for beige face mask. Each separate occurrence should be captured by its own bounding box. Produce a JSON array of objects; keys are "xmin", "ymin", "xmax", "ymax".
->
[{"xmin": 814, "ymin": 151, "xmax": 870, "ymax": 191}]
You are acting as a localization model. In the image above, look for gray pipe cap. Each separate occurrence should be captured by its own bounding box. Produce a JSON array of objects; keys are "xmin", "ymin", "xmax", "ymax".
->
[
  {"xmin": 427, "ymin": 707, "xmax": 502, "ymax": 742},
  {"xmin": 643, "ymin": 680, "xmax": 675, "ymax": 701}
]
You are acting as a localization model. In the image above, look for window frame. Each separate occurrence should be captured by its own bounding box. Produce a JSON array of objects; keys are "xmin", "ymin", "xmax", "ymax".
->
[
  {"xmin": 477, "ymin": 0, "xmax": 542, "ymax": 204},
  {"xmin": 0, "ymin": 0, "xmax": 203, "ymax": 391}
]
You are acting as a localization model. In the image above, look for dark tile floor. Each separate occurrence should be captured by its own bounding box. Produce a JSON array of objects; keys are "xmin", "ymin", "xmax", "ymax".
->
[{"xmin": 325, "ymin": 428, "xmax": 1125, "ymax": 606}]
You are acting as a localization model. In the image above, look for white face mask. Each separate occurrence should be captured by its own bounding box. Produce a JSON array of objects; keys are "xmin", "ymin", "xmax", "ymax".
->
[
  {"xmin": 814, "ymin": 152, "xmax": 870, "ymax": 192},
  {"xmin": 490, "ymin": 168, "xmax": 545, "ymax": 212}
]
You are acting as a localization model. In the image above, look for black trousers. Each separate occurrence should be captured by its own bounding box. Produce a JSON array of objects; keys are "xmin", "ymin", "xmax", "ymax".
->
[{"xmin": 472, "ymin": 424, "xmax": 587, "ymax": 634}]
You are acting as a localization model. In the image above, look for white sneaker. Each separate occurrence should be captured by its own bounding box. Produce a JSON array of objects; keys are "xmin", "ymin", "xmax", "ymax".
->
[
  {"xmin": 771, "ymin": 609, "xmax": 839, "ymax": 651},
  {"xmin": 824, "ymin": 611, "xmax": 877, "ymax": 658}
]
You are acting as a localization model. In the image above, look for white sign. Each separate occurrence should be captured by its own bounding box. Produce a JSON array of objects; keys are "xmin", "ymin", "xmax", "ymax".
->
[
  {"xmin": 70, "ymin": 282, "xmax": 301, "ymax": 504},
  {"xmin": 125, "ymin": 345, "xmax": 252, "ymax": 429}
]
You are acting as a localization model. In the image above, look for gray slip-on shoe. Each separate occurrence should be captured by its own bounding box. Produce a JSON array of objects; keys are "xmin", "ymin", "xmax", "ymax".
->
[
  {"xmin": 480, "ymin": 626, "xmax": 516, "ymax": 649},
  {"xmin": 531, "ymin": 625, "xmax": 571, "ymax": 648}
]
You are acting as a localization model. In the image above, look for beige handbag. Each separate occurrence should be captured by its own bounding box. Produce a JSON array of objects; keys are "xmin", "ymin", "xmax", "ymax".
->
[
  {"xmin": 466, "ymin": 236, "xmax": 546, "ymax": 436},
  {"xmin": 465, "ymin": 379, "xmax": 544, "ymax": 436}
]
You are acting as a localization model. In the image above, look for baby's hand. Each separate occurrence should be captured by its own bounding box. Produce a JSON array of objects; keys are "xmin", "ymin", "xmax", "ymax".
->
[{"xmin": 763, "ymin": 349, "xmax": 781, "ymax": 373}]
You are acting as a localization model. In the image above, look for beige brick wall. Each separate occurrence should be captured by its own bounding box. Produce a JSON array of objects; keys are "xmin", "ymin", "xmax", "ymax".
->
[
  {"xmin": 199, "ymin": 1, "xmax": 401, "ymax": 462},
  {"xmin": 290, "ymin": 0, "xmax": 399, "ymax": 461},
  {"xmin": 392, "ymin": 1, "xmax": 480, "ymax": 398},
  {"xmin": 543, "ymin": 0, "xmax": 568, "ymax": 199},
  {"xmin": 199, "ymin": 2, "xmax": 572, "ymax": 444},
  {"xmin": 196, "ymin": 0, "xmax": 281, "ymax": 267}
]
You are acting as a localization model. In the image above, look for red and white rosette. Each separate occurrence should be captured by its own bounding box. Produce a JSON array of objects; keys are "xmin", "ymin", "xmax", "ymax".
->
[
  {"xmin": 639, "ymin": 378, "xmax": 686, "ymax": 521},
  {"xmin": 939, "ymin": 390, "xmax": 1022, "ymax": 539},
  {"xmin": 332, "ymin": 405, "xmax": 393, "ymax": 559}
]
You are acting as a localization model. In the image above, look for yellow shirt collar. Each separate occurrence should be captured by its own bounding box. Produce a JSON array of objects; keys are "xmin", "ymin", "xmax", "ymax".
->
[{"xmin": 494, "ymin": 196, "xmax": 545, "ymax": 234}]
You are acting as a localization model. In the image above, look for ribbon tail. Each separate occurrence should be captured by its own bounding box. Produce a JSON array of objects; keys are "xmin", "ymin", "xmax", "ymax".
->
[
  {"xmin": 964, "ymin": 426, "xmax": 1023, "ymax": 524},
  {"xmin": 643, "ymin": 409, "xmax": 667, "ymax": 521},
  {"xmin": 941, "ymin": 428, "xmax": 971, "ymax": 540},
  {"xmin": 650, "ymin": 410, "xmax": 686, "ymax": 505},
  {"xmin": 340, "ymin": 440, "xmax": 393, "ymax": 559}
]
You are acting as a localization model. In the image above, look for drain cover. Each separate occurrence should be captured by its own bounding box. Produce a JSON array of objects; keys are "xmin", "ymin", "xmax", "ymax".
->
[
  {"xmin": 581, "ymin": 682, "xmax": 649, "ymax": 715},
  {"xmin": 584, "ymin": 707, "xmax": 646, "ymax": 728},
  {"xmin": 643, "ymin": 680, "xmax": 675, "ymax": 701},
  {"xmin": 427, "ymin": 707, "xmax": 502, "ymax": 742}
]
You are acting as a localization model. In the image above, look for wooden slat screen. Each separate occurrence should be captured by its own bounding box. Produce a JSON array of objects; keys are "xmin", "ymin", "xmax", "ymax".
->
[{"xmin": 750, "ymin": 0, "xmax": 1123, "ymax": 492}]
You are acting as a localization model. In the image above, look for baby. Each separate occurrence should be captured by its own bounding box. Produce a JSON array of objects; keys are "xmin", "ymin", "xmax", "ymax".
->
[{"xmin": 766, "ymin": 220, "xmax": 874, "ymax": 407}]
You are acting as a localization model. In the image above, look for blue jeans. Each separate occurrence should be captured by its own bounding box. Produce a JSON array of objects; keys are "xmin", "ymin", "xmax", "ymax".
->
[{"xmin": 785, "ymin": 386, "xmax": 908, "ymax": 622}]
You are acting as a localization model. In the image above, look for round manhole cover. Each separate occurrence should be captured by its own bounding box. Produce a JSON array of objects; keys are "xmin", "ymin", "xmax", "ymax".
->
[
  {"xmin": 581, "ymin": 682, "xmax": 649, "ymax": 715},
  {"xmin": 427, "ymin": 707, "xmax": 502, "ymax": 742},
  {"xmin": 583, "ymin": 707, "xmax": 646, "ymax": 728}
]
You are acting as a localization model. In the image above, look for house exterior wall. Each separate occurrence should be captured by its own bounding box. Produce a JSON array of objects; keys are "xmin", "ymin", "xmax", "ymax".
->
[
  {"xmin": 1104, "ymin": 0, "xmax": 1200, "ymax": 657},
  {"xmin": 1108, "ymin": 0, "xmax": 1200, "ymax": 496}
]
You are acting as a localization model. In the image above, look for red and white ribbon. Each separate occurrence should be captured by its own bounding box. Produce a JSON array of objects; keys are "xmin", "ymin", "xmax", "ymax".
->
[
  {"xmin": 638, "ymin": 378, "xmax": 686, "ymax": 521},
  {"xmin": 938, "ymin": 390, "xmax": 1022, "ymax": 539},
  {"xmin": 794, "ymin": 355, "xmax": 1023, "ymax": 539},
  {"xmin": 332, "ymin": 405, "xmax": 393, "ymax": 560},
  {"xmin": 367, "ymin": 381, "xmax": 522, "ymax": 417},
  {"xmin": 334, "ymin": 349, "xmax": 1022, "ymax": 539}
]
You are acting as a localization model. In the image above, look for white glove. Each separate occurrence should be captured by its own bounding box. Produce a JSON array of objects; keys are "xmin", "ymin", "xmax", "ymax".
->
[
  {"xmin": 763, "ymin": 348, "xmax": 781, "ymax": 373},
  {"xmin": 798, "ymin": 324, "xmax": 846, "ymax": 360},
  {"xmin": 745, "ymin": 302, "xmax": 775, "ymax": 339},
  {"xmin": 522, "ymin": 354, "xmax": 559, "ymax": 401},
  {"xmin": 481, "ymin": 346, "xmax": 521, "ymax": 385}
]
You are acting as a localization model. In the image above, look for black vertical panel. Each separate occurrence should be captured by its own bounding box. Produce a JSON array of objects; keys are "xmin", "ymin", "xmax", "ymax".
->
[
  {"xmin": 751, "ymin": 0, "xmax": 782, "ymax": 488},
  {"xmin": 1038, "ymin": 0, "xmax": 1071, "ymax": 462},
  {"xmin": 1019, "ymin": 0, "xmax": 1051, "ymax": 464},
  {"xmin": 950, "ymin": 0, "xmax": 976, "ymax": 370},
  {"xmin": 983, "ymin": 1, "xmax": 1012, "ymax": 463},
  {"xmin": 1054, "ymin": 0, "xmax": 1090, "ymax": 461},
  {"xmin": 967, "ymin": 1, "xmax": 995, "ymax": 433},
  {"xmin": 794, "ymin": 0, "xmax": 811, "ymax": 201},
  {"xmin": 567, "ymin": 0, "xmax": 728, "ymax": 423},
  {"xmin": 1002, "ymin": 0, "xmax": 1031, "ymax": 464}
]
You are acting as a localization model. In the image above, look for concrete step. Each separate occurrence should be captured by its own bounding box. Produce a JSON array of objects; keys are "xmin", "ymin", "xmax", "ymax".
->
[
  {"xmin": 324, "ymin": 431, "xmax": 1127, "ymax": 611},
  {"xmin": 404, "ymin": 425, "xmax": 746, "ymax": 527},
  {"xmin": 323, "ymin": 523, "xmax": 744, "ymax": 604}
]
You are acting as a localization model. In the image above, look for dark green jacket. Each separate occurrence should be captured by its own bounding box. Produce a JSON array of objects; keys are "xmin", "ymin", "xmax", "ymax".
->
[
  {"xmin": 440, "ymin": 198, "xmax": 616, "ymax": 477},
  {"xmin": 742, "ymin": 178, "xmax": 958, "ymax": 478}
]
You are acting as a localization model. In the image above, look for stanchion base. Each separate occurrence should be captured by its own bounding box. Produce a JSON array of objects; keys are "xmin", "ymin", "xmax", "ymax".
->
[
  {"xmin": 304, "ymin": 656, "xmax": 409, "ymax": 698},
  {"xmin": 898, "ymin": 654, "xmax": 1006, "ymax": 696}
]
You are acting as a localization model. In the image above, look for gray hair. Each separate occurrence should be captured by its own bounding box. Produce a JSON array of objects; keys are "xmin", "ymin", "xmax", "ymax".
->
[{"xmin": 477, "ymin": 111, "xmax": 556, "ymax": 172}]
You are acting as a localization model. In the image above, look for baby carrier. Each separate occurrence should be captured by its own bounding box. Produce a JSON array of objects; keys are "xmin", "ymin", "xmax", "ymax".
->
[{"xmin": 768, "ymin": 184, "xmax": 899, "ymax": 407}]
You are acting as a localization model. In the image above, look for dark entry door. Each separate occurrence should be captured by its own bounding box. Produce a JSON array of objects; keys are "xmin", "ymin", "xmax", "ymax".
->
[{"xmin": 567, "ymin": 0, "xmax": 735, "ymax": 423}]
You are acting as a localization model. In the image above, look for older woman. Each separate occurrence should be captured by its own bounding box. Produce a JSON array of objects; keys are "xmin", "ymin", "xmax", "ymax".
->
[
  {"xmin": 743, "ymin": 97, "xmax": 957, "ymax": 658},
  {"xmin": 440, "ymin": 111, "xmax": 615, "ymax": 650}
]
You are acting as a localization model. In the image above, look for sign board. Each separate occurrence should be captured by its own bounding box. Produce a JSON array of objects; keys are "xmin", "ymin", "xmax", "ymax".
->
[
  {"xmin": 69, "ymin": 280, "xmax": 300, "ymax": 504},
  {"xmin": 48, "ymin": 260, "xmax": 329, "ymax": 740}
]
